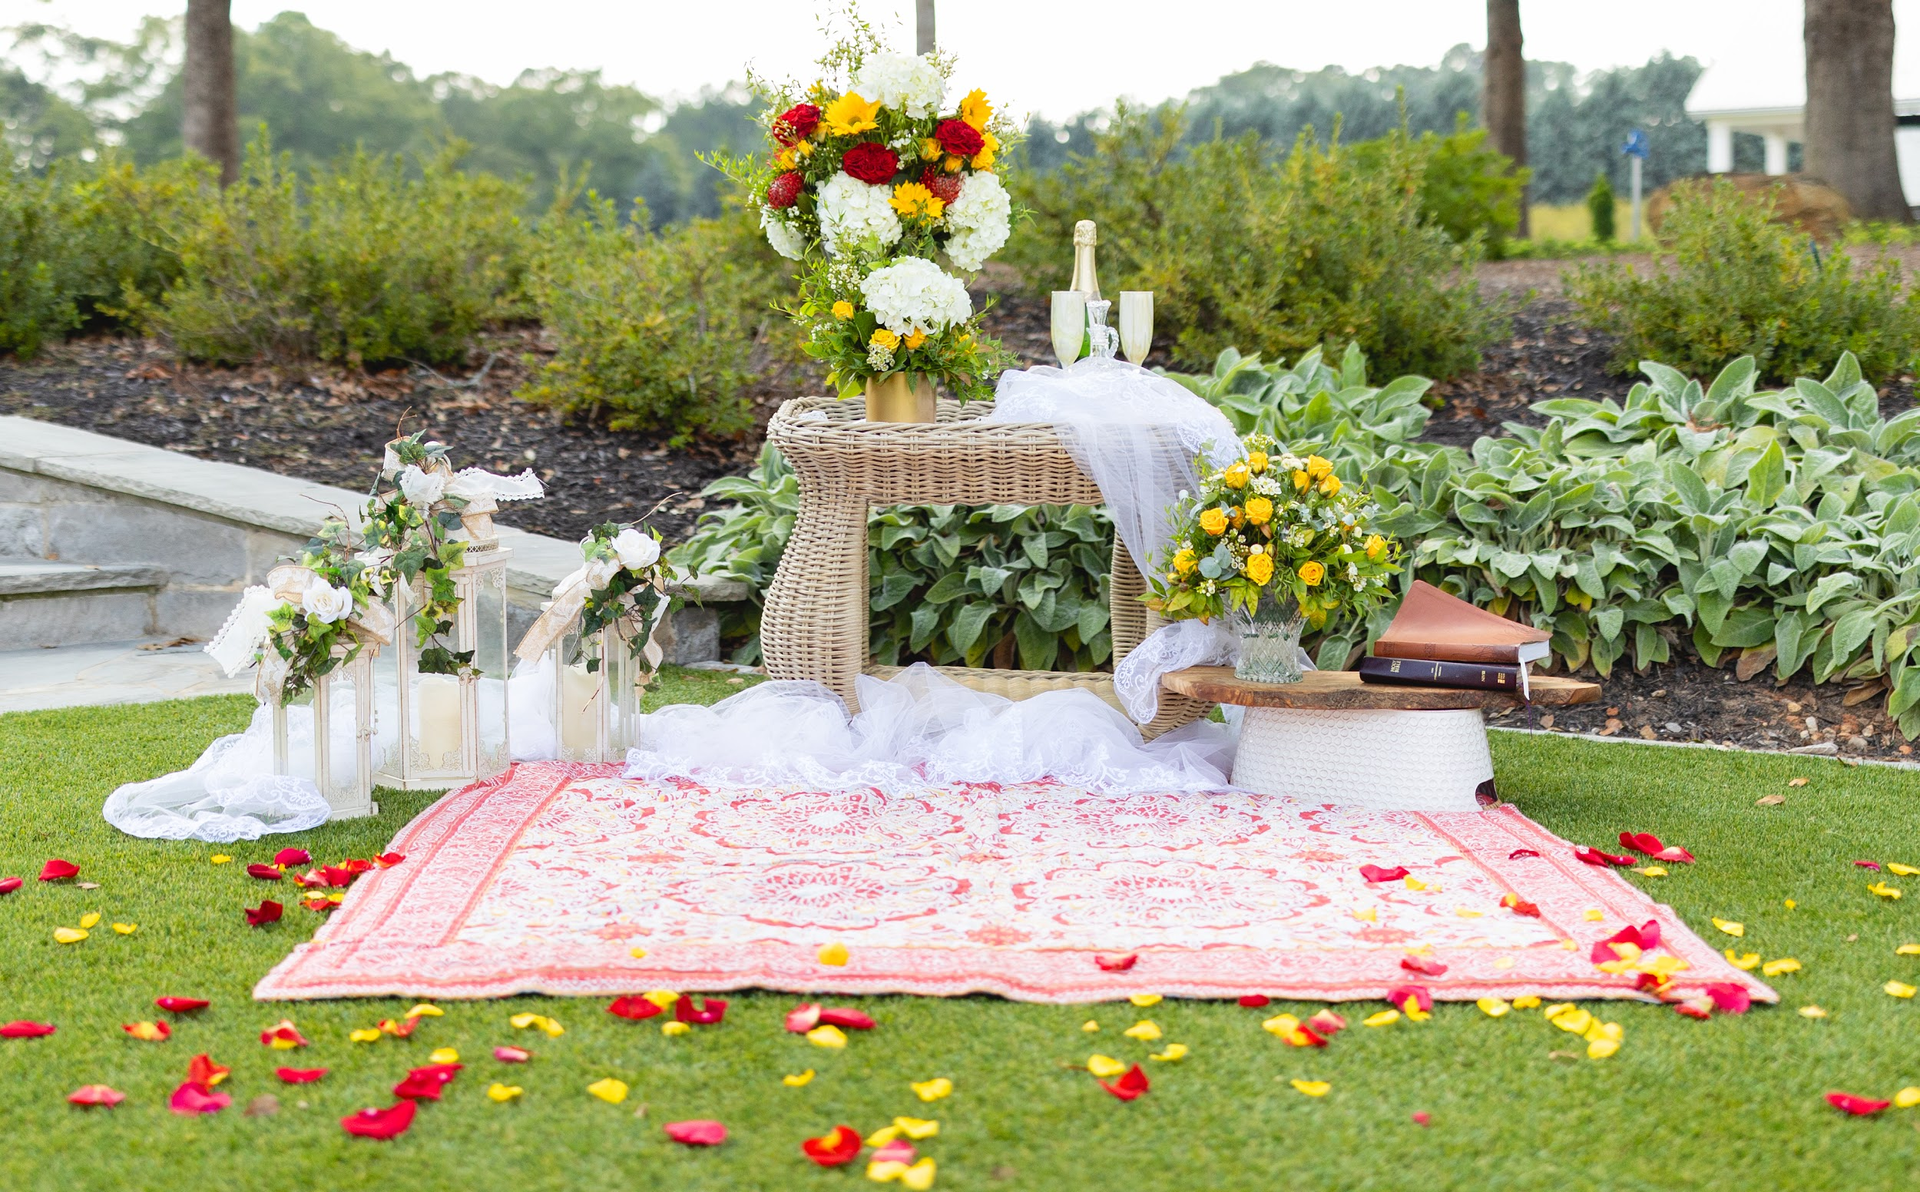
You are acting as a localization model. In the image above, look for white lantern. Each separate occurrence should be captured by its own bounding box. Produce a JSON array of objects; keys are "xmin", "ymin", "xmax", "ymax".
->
[
  {"xmin": 547, "ymin": 623, "xmax": 649, "ymax": 763},
  {"xmin": 270, "ymin": 652, "xmax": 378, "ymax": 819},
  {"xmin": 374, "ymin": 545, "xmax": 514, "ymax": 789}
]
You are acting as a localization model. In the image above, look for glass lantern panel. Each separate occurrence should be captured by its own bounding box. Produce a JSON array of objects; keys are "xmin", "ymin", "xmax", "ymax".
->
[
  {"xmin": 471, "ymin": 556, "xmax": 512, "ymax": 777},
  {"xmin": 606, "ymin": 630, "xmax": 645, "ymax": 758},
  {"xmin": 270, "ymin": 686, "xmax": 316, "ymax": 782},
  {"xmin": 554, "ymin": 625, "xmax": 604, "ymax": 763},
  {"xmin": 314, "ymin": 654, "xmax": 376, "ymax": 818}
]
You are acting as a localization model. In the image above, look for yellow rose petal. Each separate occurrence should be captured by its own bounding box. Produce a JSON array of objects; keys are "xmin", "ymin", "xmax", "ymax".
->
[
  {"xmin": 1551, "ymin": 1008, "xmax": 1593, "ymax": 1035},
  {"xmin": 429, "ymin": 1047, "xmax": 460, "ymax": 1064},
  {"xmin": 1493, "ymin": 957, "xmax": 1516, "ymax": 970},
  {"xmin": 1888, "ymin": 863, "xmax": 1920, "ymax": 877},
  {"xmin": 642, "ymin": 990, "xmax": 679, "ymax": 1009},
  {"xmin": 1150, "ymin": 1043, "xmax": 1189, "ymax": 1062},
  {"xmin": 1512, "ymin": 995, "xmax": 1541, "ymax": 1009},
  {"xmin": 1455, "ymin": 907, "xmax": 1484, "ymax": 918},
  {"xmin": 1893, "ymin": 1086, "xmax": 1920, "ymax": 1108},
  {"xmin": 1362, "ymin": 1010, "xmax": 1400, "ymax": 1027},
  {"xmin": 1085, "ymin": 1054, "xmax": 1126, "ymax": 1078},
  {"xmin": 900, "ymin": 1158, "xmax": 937, "ymax": 1191},
  {"xmin": 1761, "ymin": 957, "xmax": 1802, "ymax": 977},
  {"xmin": 867, "ymin": 1160, "xmax": 909, "ymax": 1183},
  {"xmin": 1783, "ymin": 899, "xmax": 1796, "ymax": 909},
  {"xmin": 487, "ymin": 1082, "xmax": 523, "ymax": 1103},
  {"xmin": 1405, "ymin": 877, "xmax": 1430, "ymax": 892},
  {"xmin": 1798, "ymin": 1005, "xmax": 1827, "ymax": 1018},
  {"xmin": 1712, "ymin": 918, "xmax": 1744, "ymax": 937},
  {"xmin": 1262, "ymin": 1013, "xmax": 1301, "ymax": 1038},
  {"xmin": 586, "ymin": 1077, "xmax": 628, "ymax": 1104},
  {"xmin": 661, "ymin": 1021, "xmax": 690, "ymax": 1037},
  {"xmin": 1582, "ymin": 909, "xmax": 1604, "ymax": 921},
  {"xmin": 1080, "ymin": 1019, "xmax": 1099, "ymax": 1032},
  {"xmin": 1353, "ymin": 907, "xmax": 1377, "ymax": 922},
  {"xmin": 817, "ymin": 942, "xmax": 849, "ymax": 966},
  {"xmin": 1122, "ymin": 1020, "xmax": 1162, "ymax": 1041},
  {"xmin": 210, "ymin": 855, "xmax": 232, "ymax": 864},
  {"xmin": 1476, "ymin": 997, "xmax": 1511, "ymax": 1018},
  {"xmin": 509, "ymin": 1012, "xmax": 539, "ymax": 1029},
  {"xmin": 1897, "ymin": 944, "xmax": 1920, "ymax": 956},
  {"xmin": 111, "ymin": 922, "xmax": 137, "ymax": 935},
  {"xmin": 1128, "ymin": 993, "xmax": 1162, "ymax": 1007},
  {"xmin": 1290, "ymin": 1079, "xmax": 1331, "ymax": 1096},
  {"xmin": 1587, "ymin": 1036, "xmax": 1620, "ymax": 1059},
  {"xmin": 782, "ymin": 1070, "xmax": 815, "ymax": 1087},
  {"xmin": 893, "ymin": 1116, "xmax": 939, "ymax": 1140},
  {"xmin": 350, "ymin": 1028, "xmax": 382, "ymax": 1042},
  {"xmin": 1724, "ymin": 950, "xmax": 1761, "ymax": 971},
  {"xmin": 806, "ymin": 1024, "xmax": 847, "ymax": 1049},
  {"xmin": 406, "ymin": 1003, "xmax": 444, "ymax": 1018},
  {"xmin": 866, "ymin": 1125, "xmax": 901, "ymax": 1147},
  {"xmin": 910, "ymin": 1077, "xmax": 952, "ymax": 1102},
  {"xmin": 1885, "ymin": 980, "xmax": 1917, "ymax": 999},
  {"xmin": 78, "ymin": 912, "xmax": 100, "ymax": 929},
  {"xmin": 629, "ymin": 947, "xmax": 648, "ymax": 959},
  {"xmin": 1635, "ymin": 866, "xmax": 1667, "ymax": 877},
  {"xmin": 53, "ymin": 927, "xmax": 87, "ymax": 944},
  {"xmin": 1868, "ymin": 882, "xmax": 1903, "ymax": 900}
]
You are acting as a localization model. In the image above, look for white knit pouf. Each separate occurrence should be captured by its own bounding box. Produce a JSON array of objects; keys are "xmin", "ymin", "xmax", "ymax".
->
[{"xmin": 1230, "ymin": 707, "xmax": 1496, "ymax": 813}]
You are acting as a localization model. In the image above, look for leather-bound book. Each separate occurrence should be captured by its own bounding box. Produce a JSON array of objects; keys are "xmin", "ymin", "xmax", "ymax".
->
[
  {"xmin": 1371, "ymin": 580, "xmax": 1551, "ymax": 666},
  {"xmin": 1356, "ymin": 655, "xmax": 1526, "ymax": 693}
]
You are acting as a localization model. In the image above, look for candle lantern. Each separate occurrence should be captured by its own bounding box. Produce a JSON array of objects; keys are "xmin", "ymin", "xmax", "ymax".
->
[
  {"xmin": 270, "ymin": 652, "xmax": 378, "ymax": 819},
  {"xmin": 546, "ymin": 621, "xmax": 650, "ymax": 763},
  {"xmin": 373, "ymin": 545, "xmax": 515, "ymax": 789}
]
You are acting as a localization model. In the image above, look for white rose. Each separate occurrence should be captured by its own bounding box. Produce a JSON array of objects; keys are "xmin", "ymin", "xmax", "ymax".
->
[
  {"xmin": 859, "ymin": 255, "xmax": 973, "ymax": 335},
  {"xmin": 816, "ymin": 172, "xmax": 903, "ymax": 257},
  {"xmin": 398, "ymin": 464, "xmax": 447, "ymax": 508},
  {"xmin": 301, "ymin": 578, "xmax": 354, "ymax": 625},
  {"xmin": 612, "ymin": 528, "xmax": 660, "ymax": 570},
  {"xmin": 943, "ymin": 171, "xmax": 1012, "ymax": 272},
  {"xmin": 760, "ymin": 206, "xmax": 807, "ymax": 261},
  {"xmin": 853, "ymin": 52, "xmax": 945, "ymax": 118},
  {"xmin": 583, "ymin": 556, "xmax": 620, "ymax": 591}
]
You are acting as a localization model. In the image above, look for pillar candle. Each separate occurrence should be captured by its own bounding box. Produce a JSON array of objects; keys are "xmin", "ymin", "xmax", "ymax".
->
[
  {"xmin": 560, "ymin": 662, "xmax": 603, "ymax": 755},
  {"xmin": 415, "ymin": 673, "xmax": 462, "ymax": 769}
]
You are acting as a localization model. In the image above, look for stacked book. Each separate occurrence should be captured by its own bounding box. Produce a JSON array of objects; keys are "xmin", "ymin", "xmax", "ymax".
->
[{"xmin": 1357, "ymin": 581, "xmax": 1551, "ymax": 696}]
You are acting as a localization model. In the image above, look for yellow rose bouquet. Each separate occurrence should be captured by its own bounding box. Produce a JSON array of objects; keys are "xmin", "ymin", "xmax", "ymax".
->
[{"xmin": 1146, "ymin": 433, "xmax": 1400, "ymax": 649}]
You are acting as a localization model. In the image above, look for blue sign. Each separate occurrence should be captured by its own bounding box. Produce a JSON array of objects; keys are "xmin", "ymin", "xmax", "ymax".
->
[{"xmin": 1622, "ymin": 129, "xmax": 1650, "ymax": 159}]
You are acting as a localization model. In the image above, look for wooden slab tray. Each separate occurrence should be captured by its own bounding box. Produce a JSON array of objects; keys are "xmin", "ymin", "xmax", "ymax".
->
[{"xmin": 1161, "ymin": 666, "xmax": 1602, "ymax": 711}]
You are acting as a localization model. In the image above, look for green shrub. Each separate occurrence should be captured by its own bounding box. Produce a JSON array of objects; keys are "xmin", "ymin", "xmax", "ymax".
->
[
  {"xmin": 1586, "ymin": 172, "xmax": 1615, "ymax": 242},
  {"xmin": 1348, "ymin": 116, "xmax": 1528, "ymax": 258},
  {"xmin": 1568, "ymin": 179, "xmax": 1920, "ymax": 383},
  {"xmin": 137, "ymin": 133, "xmax": 533, "ymax": 366},
  {"xmin": 1004, "ymin": 106, "xmax": 1507, "ymax": 379},
  {"xmin": 517, "ymin": 188, "xmax": 786, "ymax": 445},
  {"xmin": 0, "ymin": 155, "xmax": 208, "ymax": 356}
]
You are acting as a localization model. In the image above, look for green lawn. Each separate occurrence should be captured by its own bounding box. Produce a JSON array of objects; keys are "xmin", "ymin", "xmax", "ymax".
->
[{"xmin": 2, "ymin": 670, "xmax": 1918, "ymax": 1191}]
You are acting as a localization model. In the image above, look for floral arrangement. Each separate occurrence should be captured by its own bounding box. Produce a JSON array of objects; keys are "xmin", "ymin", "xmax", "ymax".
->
[
  {"xmin": 575, "ymin": 521, "xmax": 670, "ymax": 674},
  {"xmin": 717, "ymin": 20, "xmax": 1020, "ymax": 401},
  {"xmin": 1146, "ymin": 434, "xmax": 1401, "ymax": 626},
  {"xmin": 362, "ymin": 433, "xmax": 482, "ymax": 676},
  {"xmin": 256, "ymin": 516, "xmax": 390, "ymax": 701}
]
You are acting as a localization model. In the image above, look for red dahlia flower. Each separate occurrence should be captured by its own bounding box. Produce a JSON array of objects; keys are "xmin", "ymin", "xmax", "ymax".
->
[
  {"xmin": 766, "ymin": 171, "xmax": 804, "ymax": 209},
  {"xmin": 840, "ymin": 142, "xmax": 899, "ymax": 185},
  {"xmin": 773, "ymin": 102, "xmax": 821, "ymax": 146},
  {"xmin": 935, "ymin": 118, "xmax": 985, "ymax": 159}
]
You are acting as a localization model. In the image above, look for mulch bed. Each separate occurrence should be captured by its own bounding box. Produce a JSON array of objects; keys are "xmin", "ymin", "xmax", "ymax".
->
[{"xmin": 4, "ymin": 262, "xmax": 1917, "ymax": 758}]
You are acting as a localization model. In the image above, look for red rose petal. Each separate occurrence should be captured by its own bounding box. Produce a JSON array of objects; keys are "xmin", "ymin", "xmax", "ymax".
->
[
  {"xmin": 1507, "ymin": 849, "xmax": 1541, "ymax": 860},
  {"xmin": 276, "ymin": 1067, "xmax": 329, "ymax": 1083},
  {"xmin": 342, "ymin": 1100, "xmax": 417, "ymax": 1139},
  {"xmin": 1307, "ymin": 1010, "xmax": 1347, "ymax": 1036},
  {"xmin": 0, "ymin": 1021, "xmax": 55, "ymax": 1038},
  {"xmin": 1099, "ymin": 1063, "xmax": 1150, "ymax": 1101},
  {"xmin": 375, "ymin": 852, "xmax": 406, "ymax": 867},
  {"xmin": 1574, "ymin": 846, "xmax": 1634, "ymax": 867},
  {"xmin": 1853, "ymin": 860, "xmax": 1882, "ymax": 870},
  {"xmin": 608, "ymin": 996, "xmax": 663, "ymax": 1021},
  {"xmin": 155, "ymin": 997, "xmax": 210, "ymax": 1014},
  {"xmin": 494, "ymin": 1046, "xmax": 531, "ymax": 1063},
  {"xmin": 123, "ymin": 1020, "xmax": 171, "ymax": 1041},
  {"xmin": 1400, "ymin": 957, "xmax": 1448, "ymax": 977},
  {"xmin": 1501, "ymin": 894, "xmax": 1542, "ymax": 917},
  {"xmin": 169, "ymin": 1081, "xmax": 230, "ymax": 1115},
  {"xmin": 1826, "ymin": 1091, "xmax": 1892, "ymax": 1116},
  {"xmin": 1654, "ymin": 845, "xmax": 1695, "ymax": 863},
  {"xmin": 1387, "ymin": 984, "xmax": 1433, "ymax": 1013},
  {"xmin": 1703, "ymin": 983, "xmax": 1751, "ymax": 1015},
  {"xmin": 1237, "ymin": 995, "xmax": 1271, "ymax": 1008},
  {"xmin": 674, "ymin": 995, "xmax": 727, "ymax": 1025},
  {"xmin": 870, "ymin": 1139, "xmax": 917, "ymax": 1165},
  {"xmin": 664, "ymin": 1119, "xmax": 727, "ymax": 1146},
  {"xmin": 1673, "ymin": 999, "xmax": 1713, "ymax": 1020},
  {"xmin": 244, "ymin": 900, "xmax": 283, "ymax": 926},
  {"xmin": 1412, "ymin": 1111, "xmax": 1431, "ymax": 1126},
  {"xmin": 68, "ymin": 1084, "xmax": 125, "ymax": 1106},
  {"xmin": 260, "ymin": 1023, "xmax": 308, "ymax": 1048},
  {"xmin": 817, "ymin": 1007, "xmax": 875, "ymax": 1030},
  {"xmin": 273, "ymin": 848, "xmax": 311, "ymax": 866},
  {"xmin": 0, "ymin": 877, "xmax": 22, "ymax": 894},
  {"xmin": 1094, "ymin": 953, "xmax": 1138, "ymax": 972},
  {"xmin": 38, "ymin": 858, "xmax": 79, "ymax": 881},
  {"xmin": 784, "ymin": 1003, "xmax": 823, "ymax": 1033},
  {"xmin": 1359, "ymin": 864, "xmax": 1410, "ymax": 883},
  {"xmin": 245, "ymin": 863, "xmax": 283, "ymax": 881},
  {"xmin": 393, "ymin": 1063, "xmax": 462, "ymax": 1101},
  {"xmin": 801, "ymin": 1124, "xmax": 863, "ymax": 1167}
]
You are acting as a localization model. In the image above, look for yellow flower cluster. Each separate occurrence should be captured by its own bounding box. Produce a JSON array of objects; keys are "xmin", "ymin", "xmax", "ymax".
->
[
  {"xmin": 823, "ymin": 92, "xmax": 880, "ymax": 136},
  {"xmin": 889, "ymin": 181, "xmax": 946, "ymax": 221}
]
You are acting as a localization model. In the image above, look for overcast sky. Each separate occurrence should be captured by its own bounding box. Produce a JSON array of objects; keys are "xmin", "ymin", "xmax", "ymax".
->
[{"xmin": 0, "ymin": 0, "xmax": 1886, "ymax": 119}]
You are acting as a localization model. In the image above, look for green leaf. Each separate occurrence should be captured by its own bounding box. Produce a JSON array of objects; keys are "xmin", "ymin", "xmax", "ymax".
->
[
  {"xmin": 947, "ymin": 601, "xmax": 994, "ymax": 655},
  {"xmin": 1013, "ymin": 611, "xmax": 1057, "ymax": 670},
  {"xmin": 1746, "ymin": 439, "xmax": 1786, "ymax": 507}
]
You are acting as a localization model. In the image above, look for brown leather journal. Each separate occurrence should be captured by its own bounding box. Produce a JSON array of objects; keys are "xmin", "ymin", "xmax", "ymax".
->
[{"xmin": 1371, "ymin": 580, "xmax": 1552, "ymax": 665}]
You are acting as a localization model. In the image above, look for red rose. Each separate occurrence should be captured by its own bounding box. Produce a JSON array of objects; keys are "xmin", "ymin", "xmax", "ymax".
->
[
  {"xmin": 766, "ymin": 171, "xmax": 804, "ymax": 209},
  {"xmin": 920, "ymin": 165, "xmax": 962, "ymax": 205},
  {"xmin": 935, "ymin": 118, "xmax": 985, "ymax": 159},
  {"xmin": 772, "ymin": 103, "xmax": 820, "ymax": 146},
  {"xmin": 840, "ymin": 141, "xmax": 900, "ymax": 185}
]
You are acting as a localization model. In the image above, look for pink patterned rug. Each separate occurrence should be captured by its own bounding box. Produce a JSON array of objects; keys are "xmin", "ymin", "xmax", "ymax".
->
[{"xmin": 255, "ymin": 762, "xmax": 1774, "ymax": 1005}]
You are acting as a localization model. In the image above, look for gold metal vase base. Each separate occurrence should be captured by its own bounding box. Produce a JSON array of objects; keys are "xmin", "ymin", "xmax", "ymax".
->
[{"xmin": 863, "ymin": 373, "xmax": 936, "ymax": 423}]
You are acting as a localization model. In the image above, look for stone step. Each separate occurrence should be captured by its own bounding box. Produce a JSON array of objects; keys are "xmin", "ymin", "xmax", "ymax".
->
[{"xmin": 0, "ymin": 559, "xmax": 167, "ymax": 649}]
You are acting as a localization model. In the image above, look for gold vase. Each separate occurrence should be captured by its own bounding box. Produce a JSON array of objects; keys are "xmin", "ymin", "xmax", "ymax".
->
[{"xmin": 863, "ymin": 373, "xmax": 936, "ymax": 423}]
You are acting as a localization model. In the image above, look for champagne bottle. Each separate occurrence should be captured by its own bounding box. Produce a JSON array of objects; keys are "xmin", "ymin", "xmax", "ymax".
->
[{"xmin": 1069, "ymin": 220, "xmax": 1099, "ymax": 359}]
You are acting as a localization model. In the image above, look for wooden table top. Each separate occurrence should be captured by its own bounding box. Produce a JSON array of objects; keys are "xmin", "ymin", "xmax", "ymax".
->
[{"xmin": 1161, "ymin": 666, "xmax": 1602, "ymax": 711}]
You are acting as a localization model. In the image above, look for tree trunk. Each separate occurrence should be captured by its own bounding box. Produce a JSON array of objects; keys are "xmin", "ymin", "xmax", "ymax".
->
[
  {"xmin": 1805, "ymin": 0, "xmax": 1909, "ymax": 221},
  {"xmin": 916, "ymin": 0, "xmax": 936, "ymax": 56},
  {"xmin": 182, "ymin": 0, "xmax": 238, "ymax": 185},
  {"xmin": 1482, "ymin": 0, "xmax": 1529, "ymax": 237}
]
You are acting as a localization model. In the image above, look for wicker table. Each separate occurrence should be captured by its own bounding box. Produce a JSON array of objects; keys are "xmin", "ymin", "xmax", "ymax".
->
[
  {"xmin": 762, "ymin": 396, "xmax": 1210, "ymax": 738},
  {"xmin": 1160, "ymin": 667, "xmax": 1602, "ymax": 810}
]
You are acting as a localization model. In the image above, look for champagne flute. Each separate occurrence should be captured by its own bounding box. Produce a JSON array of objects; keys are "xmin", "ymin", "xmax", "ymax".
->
[
  {"xmin": 1119, "ymin": 291, "xmax": 1154, "ymax": 365},
  {"xmin": 1050, "ymin": 290, "xmax": 1087, "ymax": 368}
]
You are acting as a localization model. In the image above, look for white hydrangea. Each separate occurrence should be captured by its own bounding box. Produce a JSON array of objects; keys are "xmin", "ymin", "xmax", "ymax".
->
[
  {"xmin": 859, "ymin": 256, "xmax": 972, "ymax": 335},
  {"xmin": 816, "ymin": 173, "xmax": 903, "ymax": 256},
  {"xmin": 942, "ymin": 171, "xmax": 1012, "ymax": 272},
  {"xmin": 760, "ymin": 206, "xmax": 807, "ymax": 261},
  {"xmin": 853, "ymin": 53, "xmax": 944, "ymax": 118}
]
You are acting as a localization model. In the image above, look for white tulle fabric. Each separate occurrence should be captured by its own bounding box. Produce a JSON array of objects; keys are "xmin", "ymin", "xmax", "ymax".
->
[
  {"xmin": 989, "ymin": 358, "xmax": 1247, "ymax": 724},
  {"xmin": 101, "ymin": 670, "xmax": 560, "ymax": 843},
  {"xmin": 624, "ymin": 663, "xmax": 1236, "ymax": 793}
]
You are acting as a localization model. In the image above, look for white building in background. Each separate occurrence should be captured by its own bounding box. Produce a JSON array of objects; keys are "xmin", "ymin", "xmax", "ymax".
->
[{"xmin": 1685, "ymin": 3, "xmax": 1920, "ymax": 206}]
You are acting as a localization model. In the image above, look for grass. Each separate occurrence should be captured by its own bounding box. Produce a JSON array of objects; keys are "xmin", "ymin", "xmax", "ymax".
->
[{"xmin": 2, "ymin": 668, "xmax": 1919, "ymax": 1190}]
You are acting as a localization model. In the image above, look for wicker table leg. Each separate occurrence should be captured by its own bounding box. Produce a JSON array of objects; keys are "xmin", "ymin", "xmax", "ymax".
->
[
  {"xmin": 1230, "ymin": 707, "xmax": 1496, "ymax": 812},
  {"xmin": 761, "ymin": 491, "xmax": 869, "ymax": 709}
]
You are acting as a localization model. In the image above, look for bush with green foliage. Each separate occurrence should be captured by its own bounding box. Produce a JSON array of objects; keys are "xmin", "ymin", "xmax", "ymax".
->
[
  {"xmin": 133, "ymin": 134, "xmax": 533, "ymax": 366},
  {"xmin": 517, "ymin": 189, "xmax": 787, "ymax": 445},
  {"xmin": 1569, "ymin": 179, "xmax": 1920, "ymax": 384},
  {"xmin": 1004, "ymin": 106, "xmax": 1507, "ymax": 379},
  {"xmin": 679, "ymin": 344, "xmax": 1920, "ymax": 736},
  {"xmin": 0, "ymin": 155, "xmax": 208, "ymax": 356},
  {"xmin": 1347, "ymin": 116, "xmax": 1528, "ymax": 258},
  {"xmin": 1586, "ymin": 172, "xmax": 1616, "ymax": 242}
]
